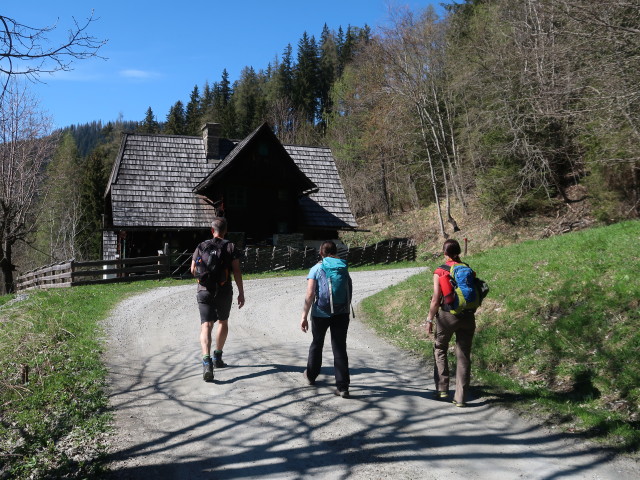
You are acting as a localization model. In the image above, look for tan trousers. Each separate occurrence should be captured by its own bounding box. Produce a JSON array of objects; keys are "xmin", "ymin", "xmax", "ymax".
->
[{"xmin": 433, "ymin": 310, "xmax": 476, "ymax": 404}]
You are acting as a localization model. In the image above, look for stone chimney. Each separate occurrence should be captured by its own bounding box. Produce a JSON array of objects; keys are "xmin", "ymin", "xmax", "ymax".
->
[{"xmin": 202, "ymin": 123, "xmax": 221, "ymax": 160}]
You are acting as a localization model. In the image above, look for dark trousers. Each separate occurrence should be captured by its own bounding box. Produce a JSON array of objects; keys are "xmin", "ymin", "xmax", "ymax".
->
[
  {"xmin": 434, "ymin": 310, "xmax": 476, "ymax": 404},
  {"xmin": 306, "ymin": 313, "xmax": 350, "ymax": 391}
]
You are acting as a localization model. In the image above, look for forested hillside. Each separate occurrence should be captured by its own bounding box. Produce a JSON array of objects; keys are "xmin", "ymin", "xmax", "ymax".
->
[{"xmin": 4, "ymin": 0, "xmax": 638, "ymax": 291}]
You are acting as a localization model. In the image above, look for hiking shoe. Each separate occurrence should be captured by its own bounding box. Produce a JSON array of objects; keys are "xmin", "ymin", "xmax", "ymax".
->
[
  {"xmin": 303, "ymin": 369, "xmax": 315, "ymax": 386},
  {"xmin": 213, "ymin": 351, "xmax": 227, "ymax": 368},
  {"xmin": 452, "ymin": 400, "xmax": 466, "ymax": 408},
  {"xmin": 334, "ymin": 389, "xmax": 350, "ymax": 399},
  {"xmin": 435, "ymin": 391, "xmax": 449, "ymax": 400},
  {"xmin": 202, "ymin": 358, "xmax": 214, "ymax": 382}
]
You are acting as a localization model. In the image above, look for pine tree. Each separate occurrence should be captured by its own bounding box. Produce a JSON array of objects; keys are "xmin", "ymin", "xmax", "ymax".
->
[
  {"xmin": 278, "ymin": 44, "xmax": 295, "ymax": 100},
  {"xmin": 200, "ymin": 81, "xmax": 215, "ymax": 123},
  {"xmin": 294, "ymin": 32, "xmax": 320, "ymax": 123},
  {"xmin": 164, "ymin": 101, "xmax": 186, "ymax": 135},
  {"xmin": 185, "ymin": 85, "xmax": 202, "ymax": 136},
  {"xmin": 139, "ymin": 107, "xmax": 160, "ymax": 134},
  {"xmin": 220, "ymin": 69, "xmax": 232, "ymax": 105},
  {"xmin": 319, "ymin": 24, "xmax": 339, "ymax": 128},
  {"xmin": 77, "ymin": 149, "xmax": 107, "ymax": 259},
  {"xmin": 211, "ymin": 70, "xmax": 237, "ymax": 138},
  {"xmin": 233, "ymin": 66, "xmax": 267, "ymax": 136}
]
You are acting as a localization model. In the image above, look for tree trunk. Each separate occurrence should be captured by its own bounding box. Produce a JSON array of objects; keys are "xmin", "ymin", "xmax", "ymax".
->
[
  {"xmin": 0, "ymin": 243, "xmax": 15, "ymax": 294},
  {"xmin": 380, "ymin": 157, "xmax": 392, "ymax": 218}
]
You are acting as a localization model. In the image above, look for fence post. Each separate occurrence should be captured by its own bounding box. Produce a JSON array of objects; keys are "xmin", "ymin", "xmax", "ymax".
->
[
  {"xmin": 157, "ymin": 254, "xmax": 165, "ymax": 276},
  {"xmin": 271, "ymin": 246, "xmax": 276, "ymax": 271},
  {"xmin": 70, "ymin": 260, "xmax": 76, "ymax": 286}
]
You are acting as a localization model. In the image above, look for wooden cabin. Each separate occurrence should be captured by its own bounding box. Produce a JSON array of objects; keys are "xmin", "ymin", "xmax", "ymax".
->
[{"xmin": 102, "ymin": 122, "xmax": 357, "ymax": 260}]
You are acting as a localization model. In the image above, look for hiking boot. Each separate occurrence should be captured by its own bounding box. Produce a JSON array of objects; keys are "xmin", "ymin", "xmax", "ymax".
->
[
  {"xmin": 334, "ymin": 388, "xmax": 350, "ymax": 399},
  {"xmin": 202, "ymin": 357, "xmax": 214, "ymax": 382},
  {"xmin": 303, "ymin": 369, "xmax": 315, "ymax": 386},
  {"xmin": 213, "ymin": 351, "xmax": 227, "ymax": 368},
  {"xmin": 452, "ymin": 400, "xmax": 466, "ymax": 408},
  {"xmin": 435, "ymin": 391, "xmax": 449, "ymax": 400}
]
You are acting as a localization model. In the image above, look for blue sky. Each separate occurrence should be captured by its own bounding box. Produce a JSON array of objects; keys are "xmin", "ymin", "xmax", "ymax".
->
[{"xmin": 4, "ymin": 1, "xmax": 440, "ymax": 130}]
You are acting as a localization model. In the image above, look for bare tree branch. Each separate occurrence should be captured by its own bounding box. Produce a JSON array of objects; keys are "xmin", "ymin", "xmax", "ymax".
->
[{"xmin": 0, "ymin": 11, "xmax": 106, "ymax": 100}]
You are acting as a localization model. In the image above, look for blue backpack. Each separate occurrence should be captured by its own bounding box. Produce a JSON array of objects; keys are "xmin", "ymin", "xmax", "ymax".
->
[
  {"xmin": 439, "ymin": 262, "xmax": 487, "ymax": 314},
  {"xmin": 316, "ymin": 257, "xmax": 352, "ymax": 316}
]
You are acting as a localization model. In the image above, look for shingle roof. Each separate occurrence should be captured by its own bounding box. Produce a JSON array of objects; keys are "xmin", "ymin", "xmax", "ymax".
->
[
  {"xmin": 285, "ymin": 145, "xmax": 357, "ymax": 229},
  {"xmin": 107, "ymin": 134, "xmax": 218, "ymax": 228},
  {"xmin": 194, "ymin": 123, "xmax": 316, "ymax": 194},
  {"xmin": 106, "ymin": 127, "xmax": 357, "ymax": 230}
]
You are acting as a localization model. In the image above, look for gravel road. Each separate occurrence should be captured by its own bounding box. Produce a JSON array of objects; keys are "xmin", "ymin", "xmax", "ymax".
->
[{"xmin": 105, "ymin": 268, "xmax": 637, "ymax": 479}]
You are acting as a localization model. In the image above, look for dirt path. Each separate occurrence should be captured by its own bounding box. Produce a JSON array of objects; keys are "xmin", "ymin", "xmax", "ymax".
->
[{"xmin": 105, "ymin": 268, "xmax": 636, "ymax": 479}]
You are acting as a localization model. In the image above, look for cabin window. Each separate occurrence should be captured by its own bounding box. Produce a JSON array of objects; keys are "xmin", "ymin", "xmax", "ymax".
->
[{"xmin": 258, "ymin": 142, "xmax": 269, "ymax": 157}]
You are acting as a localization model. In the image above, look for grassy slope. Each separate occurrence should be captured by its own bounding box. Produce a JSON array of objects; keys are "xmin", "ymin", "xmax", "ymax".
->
[
  {"xmin": 360, "ymin": 220, "xmax": 640, "ymax": 451},
  {"xmin": 0, "ymin": 280, "xmax": 179, "ymax": 479}
]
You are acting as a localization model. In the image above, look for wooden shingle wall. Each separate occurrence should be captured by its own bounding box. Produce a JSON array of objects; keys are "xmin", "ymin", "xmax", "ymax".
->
[{"xmin": 102, "ymin": 231, "xmax": 118, "ymax": 260}]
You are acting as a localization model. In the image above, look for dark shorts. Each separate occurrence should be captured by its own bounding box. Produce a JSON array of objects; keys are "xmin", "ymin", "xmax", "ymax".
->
[{"xmin": 197, "ymin": 287, "xmax": 233, "ymax": 323}]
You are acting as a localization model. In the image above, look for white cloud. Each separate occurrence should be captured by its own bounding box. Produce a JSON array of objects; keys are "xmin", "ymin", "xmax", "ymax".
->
[{"xmin": 119, "ymin": 69, "xmax": 161, "ymax": 79}]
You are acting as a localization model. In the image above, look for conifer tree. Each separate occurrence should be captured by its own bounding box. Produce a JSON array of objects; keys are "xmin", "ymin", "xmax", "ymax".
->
[
  {"xmin": 164, "ymin": 100, "xmax": 186, "ymax": 135},
  {"xmin": 139, "ymin": 106, "xmax": 160, "ymax": 134},
  {"xmin": 200, "ymin": 81, "xmax": 215, "ymax": 123},
  {"xmin": 278, "ymin": 44, "xmax": 295, "ymax": 100},
  {"xmin": 185, "ymin": 85, "xmax": 202, "ymax": 136},
  {"xmin": 319, "ymin": 24, "xmax": 339, "ymax": 128},
  {"xmin": 233, "ymin": 66, "xmax": 267, "ymax": 136},
  {"xmin": 212, "ymin": 69, "xmax": 237, "ymax": 138},
  {"xmin": 77, "ymin": 149, "xmax": 107, "ymax": 259},
  {"xmin": 294, "ymin": 32, "xmax": 320, "ymax": 123},
  {"xmin": 220, "ymin": 69, "xmax": 232, "ymax": 106}
]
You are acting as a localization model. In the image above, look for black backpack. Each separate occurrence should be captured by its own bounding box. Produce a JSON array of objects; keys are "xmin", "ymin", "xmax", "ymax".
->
[{"xmin": 196, "ymin": 238, "xmax": 230, "ymax": 289}]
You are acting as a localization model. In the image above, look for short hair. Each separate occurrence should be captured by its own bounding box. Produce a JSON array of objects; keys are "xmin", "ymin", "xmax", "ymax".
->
[
  {"xmin": 319, "ymin": 240, "xmax": 337, "ymax": 257},
  {"xmin": 211, "ymin": 217, "xmax": 227, "ymax": 235},
  {"xmin": 443, "ymin": 239, "xmax": 461, "ymax": 259}
]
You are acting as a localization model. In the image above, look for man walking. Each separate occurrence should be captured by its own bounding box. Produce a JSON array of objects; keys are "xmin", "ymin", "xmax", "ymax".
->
[{"xmin": 191, "ymin": 217, "xmax": 245, "ymax": 382}]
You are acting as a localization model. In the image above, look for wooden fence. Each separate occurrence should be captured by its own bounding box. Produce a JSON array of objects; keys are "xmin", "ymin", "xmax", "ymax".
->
[
  {"xmin": 15, "ymin": 239, "xmax": 416, "ymax": 291},
  {"xmin": 239, "ymin": 239, "xmax": 416, "ymax": 274},
  {"xmin": 16, "ymin": 255, "xmax": 170, "ymax": 291}
]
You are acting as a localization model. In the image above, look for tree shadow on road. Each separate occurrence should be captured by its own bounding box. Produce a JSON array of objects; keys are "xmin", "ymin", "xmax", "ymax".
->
[{"xmin": 104, "ymin": 346, "xmax": 632, "ymax": 480}]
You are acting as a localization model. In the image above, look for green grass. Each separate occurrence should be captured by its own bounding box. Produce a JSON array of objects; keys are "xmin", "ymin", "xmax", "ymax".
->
[
  {"xmin": 0, "ymin": 279, "xmax": 183, "ymax": 479},
  {"xmin": 361, "ymin": 220, "xmax": 640, "ymax": 452},
  {"xmin": 0, "ymin": 261, "xmax": 425, "ymax": 479}
]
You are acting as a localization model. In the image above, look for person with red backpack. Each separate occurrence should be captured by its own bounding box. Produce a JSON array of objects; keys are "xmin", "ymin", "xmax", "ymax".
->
[
  {"xmin": 300, "ymin": 240, "xmax": 353, "ymax": 398},
  {"xmin": 426, "ymin": 239, "xmax": 478, "ymax": 407},
  {"xmin": 191, "ymin": 217, "xmax": 245, "ymax": 382}
]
